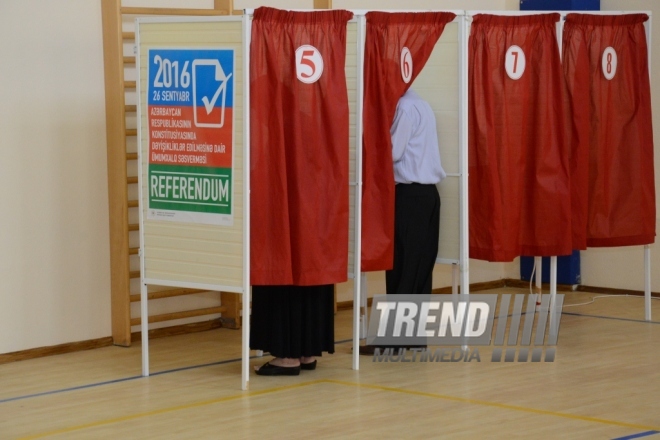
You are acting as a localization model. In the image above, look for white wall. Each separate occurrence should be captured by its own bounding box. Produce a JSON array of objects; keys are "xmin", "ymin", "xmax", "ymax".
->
[
  {"xmin": 1, "ymin": 0, "xmax": 658, "ymax": 355},
  {"xmin": 331, "ymin": 0, "xmax": 506, "ymax": 9},
  {"xmin": 0, "ymin": 0, "xmax": 111, "ymax": 353}
]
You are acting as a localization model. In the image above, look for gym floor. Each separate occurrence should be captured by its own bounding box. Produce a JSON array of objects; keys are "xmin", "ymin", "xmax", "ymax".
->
[{"xmin": 1, "ymin": 287, "xmax": 659, "ymax": 439}]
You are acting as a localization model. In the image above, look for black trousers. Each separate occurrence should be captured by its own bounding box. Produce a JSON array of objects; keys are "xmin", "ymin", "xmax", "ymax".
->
[{"xmin": 386, "ymin": 183, "xmax": 440, "ymax": 296}]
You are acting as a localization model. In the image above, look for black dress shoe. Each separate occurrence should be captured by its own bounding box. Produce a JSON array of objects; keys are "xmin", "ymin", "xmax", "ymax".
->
[
  {"xmin": 255, "ymin": 361, "xmax": 301, "ymax": 376},
  {"xmin": 358, "ymin": 345, "xmax": 377, "ymax": 355},
  {"xmin": 300, "ymin": 360, "xmax": 317, "ymax": 371}
]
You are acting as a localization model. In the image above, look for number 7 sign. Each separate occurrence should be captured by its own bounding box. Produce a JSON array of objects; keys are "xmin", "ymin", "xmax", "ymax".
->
[{"xmin": 505, "ymin": 45, "xmax": 526, "ymax": 80}]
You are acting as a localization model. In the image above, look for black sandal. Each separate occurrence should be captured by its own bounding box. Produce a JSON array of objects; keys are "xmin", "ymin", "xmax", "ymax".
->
[{"xmin": 300, "ymin": 360, "xmax": 317, "ymax": 371}]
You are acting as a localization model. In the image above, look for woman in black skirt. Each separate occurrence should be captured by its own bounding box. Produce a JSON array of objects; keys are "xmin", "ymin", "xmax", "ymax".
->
[{"xmin": 251, "ymin": 284, "xmax": 335, "ymax": 376}]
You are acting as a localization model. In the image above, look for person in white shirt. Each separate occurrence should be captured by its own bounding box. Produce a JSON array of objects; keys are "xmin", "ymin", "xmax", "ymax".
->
[
  {"xmin": 359, "ymin": 89, "xmax": 445, "ymax": 356},
  {"xmin": 387, "ymin": 88, "xmax": 445, "ymax": 296}
]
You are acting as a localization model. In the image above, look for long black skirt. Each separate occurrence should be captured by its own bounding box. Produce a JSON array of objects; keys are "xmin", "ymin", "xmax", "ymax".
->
[{"xmin": 250, "ymin": 284, "xmax": 335, "ymax": 359}]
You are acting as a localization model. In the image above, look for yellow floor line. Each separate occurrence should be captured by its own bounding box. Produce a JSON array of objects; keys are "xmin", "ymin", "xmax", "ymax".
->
[
  {"xmin": 325, "ymin": 379, "xmax": 660, "ymax": 432},
  {"xmin": 19, "ymin": 380, "xmax": 326, "ymax": 440}
]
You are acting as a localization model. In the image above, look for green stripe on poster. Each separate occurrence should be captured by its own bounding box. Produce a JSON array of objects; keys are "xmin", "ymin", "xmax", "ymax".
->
[{"xmin": 148, "ymin": 163, "xmax": 232, "ymax": 215}]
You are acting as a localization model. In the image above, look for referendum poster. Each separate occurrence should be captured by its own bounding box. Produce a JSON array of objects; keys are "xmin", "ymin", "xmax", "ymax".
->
[{"xmin": 146, "ymin": 48, "xmax": 234, "ymax": 226}]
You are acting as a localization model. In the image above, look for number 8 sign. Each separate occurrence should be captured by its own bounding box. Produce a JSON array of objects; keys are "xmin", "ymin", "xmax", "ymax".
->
[
  {"xmin": 505, "ymin": 45, "xmax": 526, "ymax": 80},
  {"xmin": 295, "ymin": 45, "xmax": 324, "ymax": 84},
  {"xmin": 602, "ymin": 47, "xmax": 617, "ymax": 80}
]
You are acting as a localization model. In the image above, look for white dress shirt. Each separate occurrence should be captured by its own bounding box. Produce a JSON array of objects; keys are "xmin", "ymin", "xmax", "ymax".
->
[{"xmin": 390, "ymin": 89, "xmax": 446, "ymax": 184}]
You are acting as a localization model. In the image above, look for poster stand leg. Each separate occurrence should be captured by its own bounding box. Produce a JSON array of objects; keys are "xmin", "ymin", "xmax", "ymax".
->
[
  {"xmin": 140, "ymin": 281, "xmax": 149, "ymax": 377},
  {"xmin": 242, "ymin": 289, "xmax": 250, "ymax": 390}
]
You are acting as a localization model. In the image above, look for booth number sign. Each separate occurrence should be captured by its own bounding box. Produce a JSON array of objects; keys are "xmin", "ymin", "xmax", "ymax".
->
[{"xmin": 503, "ymin": 45, "xmax": 618, "ymax": 81}]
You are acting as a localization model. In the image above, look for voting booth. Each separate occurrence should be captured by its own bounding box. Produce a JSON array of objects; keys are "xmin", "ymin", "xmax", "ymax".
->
[{"xmin": 134, "ymin": 9, "xmax": 654, "ymax": 389}]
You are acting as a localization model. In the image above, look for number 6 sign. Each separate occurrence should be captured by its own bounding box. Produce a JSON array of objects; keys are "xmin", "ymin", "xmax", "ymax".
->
[
  {"xmin": 400, "ymin": 47, "xmax": 413, "ymax": 84},
  {"xmin": 505, "ymin": 45, "xmax": 526, "ymax": 80},
  {"xmin": 295, "ymin": 45, "xmax": 324, "ymax": 84}
]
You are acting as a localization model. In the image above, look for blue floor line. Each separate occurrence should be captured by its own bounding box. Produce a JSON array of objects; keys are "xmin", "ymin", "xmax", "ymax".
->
[
  {"xmin": 1, "ymin": 308, "xmax": 656, "ymax": 404},
  {"xmin": 0, "ymin": 375, "xmax": 143, "ymax": 404},
  {"xmin": 613, "ymin": 430, "xmax": 660, "ymax": 439},
  {"xmin": 0, "ymin": 339, "xmax": 354, "ymax": 404}
]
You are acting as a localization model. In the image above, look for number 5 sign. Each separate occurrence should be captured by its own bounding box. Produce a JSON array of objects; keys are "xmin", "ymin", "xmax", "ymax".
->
[
  {"xmin": 505, "ymin": 45, "xmax": 526, "ymax": 80},
  {"xmin": 295, "ymin": 45, "xmax": 324, "ymax": 84}
]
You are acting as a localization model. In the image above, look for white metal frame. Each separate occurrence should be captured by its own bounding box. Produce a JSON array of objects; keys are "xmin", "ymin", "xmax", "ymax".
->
[
  {"xmin": 135, "ymin": 9, "xmax": 654, "ymax": 390},
  {"xmin": 352, "ymin": 13, "xmax": 366, "ymax": 371},
  {"xmin": 348, "ymin": 11, "xmax": 467, "ymax": 370}
]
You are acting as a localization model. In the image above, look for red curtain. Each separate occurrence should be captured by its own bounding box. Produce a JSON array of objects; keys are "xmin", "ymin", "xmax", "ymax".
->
[
  {"xmin": 250, "ymin": 7, "xmax": 353, "ymax": 285},
  {"xmin": 564, "ymin": 14, "xmax": 655, "ymax": 248},
  {"xmin": 469, "ymin": 14, "xmax": 572, "ymax": 262},
  {"xmin": 362, "ymin": 11, "xmax": 456, "ymax": 272}
]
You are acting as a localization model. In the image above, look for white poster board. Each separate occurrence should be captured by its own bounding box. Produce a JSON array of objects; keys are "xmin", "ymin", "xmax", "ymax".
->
[{"xmin": 136, "ymin": 16, "xmax": 250, "ymax": 389}]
